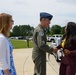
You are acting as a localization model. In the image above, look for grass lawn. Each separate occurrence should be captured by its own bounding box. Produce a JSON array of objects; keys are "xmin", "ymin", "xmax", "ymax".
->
[{"xmin": 10, "ymin": 39, "xmax": 33, "ymax": 49}]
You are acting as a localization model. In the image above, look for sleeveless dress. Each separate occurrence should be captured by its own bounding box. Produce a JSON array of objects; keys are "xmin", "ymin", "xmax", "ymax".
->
[{"xmin": 0, "ymin": 39, "xmax": 17, "ymax": 75}]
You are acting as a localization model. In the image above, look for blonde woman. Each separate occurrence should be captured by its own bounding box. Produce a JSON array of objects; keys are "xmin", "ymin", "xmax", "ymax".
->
[{"xmin": 0, "ymin": 13, "xmax": 16, "ymax": 75}]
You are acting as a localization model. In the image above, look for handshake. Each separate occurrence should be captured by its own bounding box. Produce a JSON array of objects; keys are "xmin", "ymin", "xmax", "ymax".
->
[{"xmin": 53, "ymin": 48, "xmax": 71, "ymax": 55}]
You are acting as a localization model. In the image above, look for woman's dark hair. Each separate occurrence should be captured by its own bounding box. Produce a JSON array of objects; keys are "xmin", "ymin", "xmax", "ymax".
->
[{"xmin": 64, "ymin": 22, "xmax": 76, "ymax": 48}]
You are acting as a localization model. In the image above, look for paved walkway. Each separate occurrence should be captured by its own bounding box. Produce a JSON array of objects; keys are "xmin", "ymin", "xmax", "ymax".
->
[{"xmin": 13, "ymin": 48, "xmax": 60, "ymax": 75}]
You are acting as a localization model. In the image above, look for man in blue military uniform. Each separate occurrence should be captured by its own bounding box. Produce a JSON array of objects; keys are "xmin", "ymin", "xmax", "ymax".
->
[{"xmin": 32, "ymin": 12, "xmax": 54, "ymax": 75}]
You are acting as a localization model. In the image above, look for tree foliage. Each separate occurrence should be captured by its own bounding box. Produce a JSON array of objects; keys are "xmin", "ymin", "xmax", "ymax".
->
[
  {"xmin": 50, "ymin": 25, "xmax": 62, "ymax": 35},
  {"xmin": 10, "ymin": 25, "xmax": 34, "ymax": 36},
  {"xmin": 10, "ymin": 24, "xmax": 65, "ymax": 37}
]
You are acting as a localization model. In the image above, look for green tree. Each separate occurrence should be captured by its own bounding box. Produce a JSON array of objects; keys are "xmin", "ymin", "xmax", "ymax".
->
[
  {"xmin": 50, "ymin": 25, "xmax": 62, "ymax": 35},
  {"xmin": 60, "ymin": 26, "xmax": 66, "ymax": 34},
  {"xmin": 11, "ymin": 25, "xmax": 34, "ymax": 37},
  {"xmin": 12, "ymin": 25, "xmax": 20, "ymax": 36},
  {"xmin": 19, "ymin": 25, "xmax": 34, "ymax": 36}
]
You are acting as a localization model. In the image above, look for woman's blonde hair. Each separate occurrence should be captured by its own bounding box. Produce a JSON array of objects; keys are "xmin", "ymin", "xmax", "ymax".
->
[{"xmin": 0, "ymin": 13, "xmax": 12, "ymax": 36}]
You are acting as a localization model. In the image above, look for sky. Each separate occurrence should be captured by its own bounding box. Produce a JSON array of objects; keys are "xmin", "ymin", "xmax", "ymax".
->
[{"xmin": 0, "ymin": 0, "xmax": 76, "ymax": 27}]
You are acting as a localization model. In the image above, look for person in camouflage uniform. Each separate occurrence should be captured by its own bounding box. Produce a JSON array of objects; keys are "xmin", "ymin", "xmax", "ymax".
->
[{"xmin": 32, "ymin": 12, "xmax": 54, "ymax": 75}]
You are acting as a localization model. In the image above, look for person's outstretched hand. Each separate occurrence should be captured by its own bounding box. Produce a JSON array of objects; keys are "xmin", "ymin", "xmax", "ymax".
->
[
  {"xmin": 53, "ymin": 48, "xmax": 58, "ymax": 53},
  {"xmin": 64, "ymin": 49, "xmax": 70, "ymax": 55}
]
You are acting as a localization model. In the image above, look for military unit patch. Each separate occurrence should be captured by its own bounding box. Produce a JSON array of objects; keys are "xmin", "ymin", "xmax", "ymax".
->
[{"xmin": 39, "ymin": 31, "xmax": 44, "ymax": 36}]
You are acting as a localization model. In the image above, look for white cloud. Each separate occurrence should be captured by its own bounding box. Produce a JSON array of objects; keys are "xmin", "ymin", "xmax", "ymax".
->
[
  {"xmin": 57, "ymin": 0, "xmax": 76, "ymax": 4},
  {"xmin": 0, "ymin": 0, "xmax": 76, "ymax": 27}
]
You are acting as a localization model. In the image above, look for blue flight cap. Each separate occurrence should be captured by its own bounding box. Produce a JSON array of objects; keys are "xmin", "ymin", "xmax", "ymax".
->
[{"xmin": 40, "ymin": 12, "xmax": 53, "ymax": 20}]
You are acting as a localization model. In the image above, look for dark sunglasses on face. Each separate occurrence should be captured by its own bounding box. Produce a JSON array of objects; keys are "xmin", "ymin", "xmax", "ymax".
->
[{"xmin": 10, "ymin": 20, "xmax": 14, "ymax": 22}]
